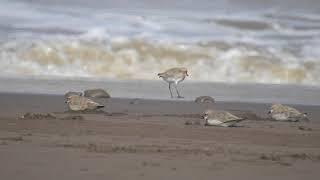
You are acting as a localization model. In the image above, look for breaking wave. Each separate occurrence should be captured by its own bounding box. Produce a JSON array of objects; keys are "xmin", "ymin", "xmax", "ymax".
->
[
  {"xmin": 0, "ymin": 29, "xmax": 319, "ymax": 85},
  {"xmin": 1, "ymin": 0, "xmax": 320, "ymax": 86}
]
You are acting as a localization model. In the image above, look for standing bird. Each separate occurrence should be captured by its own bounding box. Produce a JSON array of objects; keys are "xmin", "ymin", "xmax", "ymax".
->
[
  {"xmin": 157, "ymin": 67, "xmax": 189, "ymax": 98},
  {"xmin": 65, "ymin": 95, "xmax": 104, "ymax": 111},
  {"xmin": 268, "ymin": 103, "xmax": 308, "ymax": 122},
  {"xmin": 203, "ymin": 110, "xmax": 245, "ymax": 127}
]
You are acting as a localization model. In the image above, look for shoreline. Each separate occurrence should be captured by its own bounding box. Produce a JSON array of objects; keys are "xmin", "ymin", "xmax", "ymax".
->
[
  {"xmin": 1, "ymin": 77, "xmax": 320, "ymax": 106},
  {"xmin": 1, "ymin": 92, "xmax": 320, "ymax": 119}
]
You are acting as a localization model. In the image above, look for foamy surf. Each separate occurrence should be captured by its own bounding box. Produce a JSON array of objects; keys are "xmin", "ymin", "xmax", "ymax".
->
[
  {"xmin": 0, "ymin": 0, "xmax": 320, "ymax": 86},
  {"xmin": 1, "ymin": 33, "xmax": 319, "ymax": 85}
]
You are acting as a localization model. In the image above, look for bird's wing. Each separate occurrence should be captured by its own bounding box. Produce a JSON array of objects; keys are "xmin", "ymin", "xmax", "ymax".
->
[
  {"xmin": 86, "ymin": 99, "xmax": 100, "ymax": 107},
  {"xmin": 165, "ymin": 68, "xmax": 182, "ymax": 76},
  {"xmin": 225, "ymin": 112, "xmax": 244, "ymax": 121},
  {"xmin": 286, "ymin": 106, "xmax": 302, "ymax": 116}
]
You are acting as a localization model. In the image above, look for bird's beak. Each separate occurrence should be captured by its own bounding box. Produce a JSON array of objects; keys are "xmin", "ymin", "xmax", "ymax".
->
[{"xmin": 186, "ymin": 72, "xmax": 189, "ymax": 76}]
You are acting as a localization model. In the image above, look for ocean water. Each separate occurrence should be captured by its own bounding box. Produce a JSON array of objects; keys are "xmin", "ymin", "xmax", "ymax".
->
[{"xmin": 1, "ymin": 0, "xmax": 320, "ymax": 85}]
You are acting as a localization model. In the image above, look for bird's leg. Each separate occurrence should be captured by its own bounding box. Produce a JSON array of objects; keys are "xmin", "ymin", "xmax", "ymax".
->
[
  {"xmin": 174, "ymin": 84, "xmax": 183, "ymax": 98},
  {"xmin": 168, "ymin": 83, "xmax": 173, "ymax": 98}
]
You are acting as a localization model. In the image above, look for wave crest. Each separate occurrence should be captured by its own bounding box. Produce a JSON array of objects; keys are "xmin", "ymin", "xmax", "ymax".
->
[{"xmin": 0, "ymin": 33, "xmax": 319, "ymax": 85}]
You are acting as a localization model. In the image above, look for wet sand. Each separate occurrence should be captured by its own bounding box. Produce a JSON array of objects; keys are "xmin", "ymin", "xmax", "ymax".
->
[
  {"xmin": 0, "ymin": 92, "xmax": 320, "ymax": 179},
  {"xmin": 1, "ymin": 77, "xmax": 320, "ymax": 105}
]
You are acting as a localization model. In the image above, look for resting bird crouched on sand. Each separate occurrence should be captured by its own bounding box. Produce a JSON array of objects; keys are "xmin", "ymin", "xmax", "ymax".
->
[
  {"xmin": 157, "ymin": 67, "xmax": 189, "ymax": 98},
  {"xmin": 65, "ymin": 95, "xmax": 104, "ymax": 111},
  {"xmin": 84, "ymin": 88, "xmax": 110, "ymax": 98},
  {"xmin": 269, "ymin": 103, "xmax": 308, "ymax": 122},
  {"xmin": 203, "ymin": 110, "xmax": 245, "ymax": 127},
  {"xmin": 195, "ymin": 96, "xmax": 215, "ymax": 104}
]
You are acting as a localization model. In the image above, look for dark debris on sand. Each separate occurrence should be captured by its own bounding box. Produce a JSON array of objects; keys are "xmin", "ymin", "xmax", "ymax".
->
[
  {"xmin": 104, "ymin": 112, "xmax": 128, "ymax": 117},
  {"xmin": 298, "ymin": 126, "xmax": 312, "ymax": 131},
  {"xmin": 19, "ymin": 113, "xmax": 57, "ymax": 120},
  {"xmin": 184, "ymin": 119, "xmax": 201, "ymax": 126},
  {"xmin": 129, "ymin": 98, "xmax": 141, "ymax": 105},
  {"xmin": 60, "ymin": 115, "xmax": 85, "ymax": 120},
  {"xmin": 259, "ymin": 152, "xmax": 320, "ymax": 165},
  {"xmin": 19, "ymin": 112, "xmax": 86, "ymax": 121},
  {"xmin": 260, "ymin": 154, "xmax": 281, "ymax": 161},
  {"xmin": 65, "ymin": 109, "xmax": 106, "ymax": 114},
  {"xmin": 0, "ymin": 136, "xmax": 24, "ymax": 142}
]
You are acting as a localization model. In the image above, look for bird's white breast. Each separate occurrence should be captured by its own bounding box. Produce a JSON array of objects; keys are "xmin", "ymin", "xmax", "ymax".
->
[
  {"xmin": 272, "ymin": 113, "xmax": 289, "ymax": 121},
  {"xmin": 207, "ymin": 119, "xmax": 223, "ymax": 125}
]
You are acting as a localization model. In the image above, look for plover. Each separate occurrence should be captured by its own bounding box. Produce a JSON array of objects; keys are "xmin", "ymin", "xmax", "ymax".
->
[
  {"xmin": 203, "ymin": 110, "xmax": 245, "ymax": 127},
  {"xmin": 195, "ymin": 96, "xmax": 215, "ymax": 104},
  {"xmin": 84, "ymin": 88, "xmax": 110, "ymax": 98},
  {"xmin": 268, "ymin": 103, "xmax": 308, "ymax": 122},
  {"xmin": 157, "ymin": 67, "xmax": 189, "ymax": 98},
  {"xmin": 65, "ymin": 95, "xmax": 104, "ymax": 111}
]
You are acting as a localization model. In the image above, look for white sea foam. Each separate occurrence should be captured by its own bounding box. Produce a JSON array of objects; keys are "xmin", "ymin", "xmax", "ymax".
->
[
  {"xmin": 0, "ymin": 0, "xmax": 320, "ymax": 85},
  {"xmin": 0, "ymin": 32, "xmax": 319, "ymax": 85}
]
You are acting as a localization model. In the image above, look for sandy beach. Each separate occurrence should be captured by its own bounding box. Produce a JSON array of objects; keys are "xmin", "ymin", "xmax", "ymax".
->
[
  {"xmin": 1, "ymin": 0, "xmax": 320, "ymax": 179},
  {"xmin": 0, "ymin": 90, "xmax": 320, "ymax": 180}
]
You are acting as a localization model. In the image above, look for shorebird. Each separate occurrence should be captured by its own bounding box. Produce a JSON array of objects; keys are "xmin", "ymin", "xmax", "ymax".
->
[
  {"xmin": 65, "ymin": 95, "xmax": 104, "ymax": 111},
  {"xmin": 195, "ymin": 96, "xmax": 215, "ymax": 104},
  {"xmin": 268, "ymin": 103, "xmax": 308, "ymax": 122},
  {"xmin": 203, "ymin": 109, "xmax": 245, "ymax": 127},
  {"xmin": 84, "ymin": 88, "xmax": 110, "ymax": 98},
  {"xmin": 157, "ymin": 67, "xmax": 189, "ymax": 98}
]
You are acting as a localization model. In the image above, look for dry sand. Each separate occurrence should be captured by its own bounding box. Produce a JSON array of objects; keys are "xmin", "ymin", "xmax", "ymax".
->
[{"xmin": 0, "ymin": 93, "xmax": 320, "ymax": 180}]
